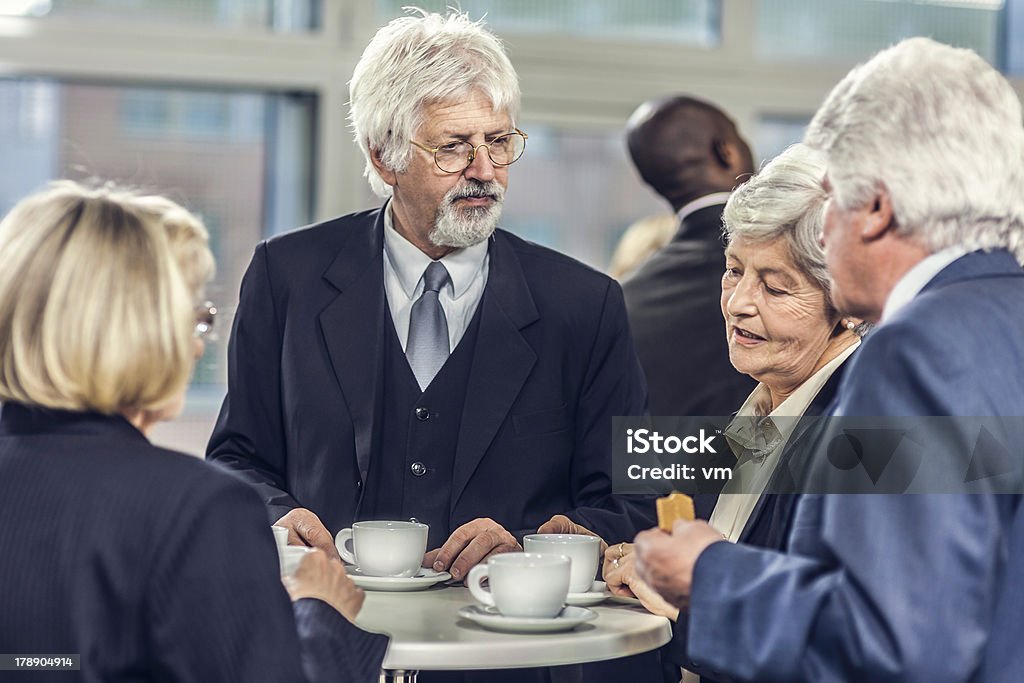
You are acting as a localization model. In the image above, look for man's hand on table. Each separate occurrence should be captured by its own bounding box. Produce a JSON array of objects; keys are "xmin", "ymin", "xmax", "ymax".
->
[
  {"xmin": 633, "ymin": 520, "xmax": 726, "ymax": 608},
  {"xmin": 283, "ymin": 549, "xmax": 365, "ymax": 622},
  {"xmin": 602, "ymin": 543, "xmax": 678, "ymax": 621},
  {"xmin": 275, "ymin": 508, "xmax": 342, "ymax": 560},
  {"xmin": 537, "ymin": 514, "xmax": 609, "ymax": 557},
  {"xmin": 424, "ymin": 518, "xmax": 521, "ymax": 581}
]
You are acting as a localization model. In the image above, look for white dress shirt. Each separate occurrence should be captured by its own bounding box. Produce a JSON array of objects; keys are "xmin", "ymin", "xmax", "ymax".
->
[
  {"xmin": 709, "ymin": 340, "xmax": 860, "ymax": 542},
  {"xmin": 675, "ymin": 192, "xmax": 732, "ymax": 229},
  {"xmin": 383, "ymin": 202, "xmax": 489, "ymax": 353}
]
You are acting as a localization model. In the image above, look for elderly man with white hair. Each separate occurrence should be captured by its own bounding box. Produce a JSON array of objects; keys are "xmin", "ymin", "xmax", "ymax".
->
[
  {"xmin": 633, "ymin": 37, "xmax": 1024, "ymax": 682},
  {"xmin": 208, "ymin": 5, "xmax": 648, "ymax": 628}
]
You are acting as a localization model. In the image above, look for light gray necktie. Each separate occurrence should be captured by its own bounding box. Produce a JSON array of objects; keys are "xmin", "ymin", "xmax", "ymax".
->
[{"xmin": 406, "ymin": 261, "xmax": 450, "ymax": 390}]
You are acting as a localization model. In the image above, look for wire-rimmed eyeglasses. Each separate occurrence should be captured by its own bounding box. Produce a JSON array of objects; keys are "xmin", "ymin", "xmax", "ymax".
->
[
  {"xmin": 411, "ymin": 129, "xmax": 528, "ymax": 174},
  {"xmin": 194, "ymin": 301, "xmax": 217, "ymax": 341}
]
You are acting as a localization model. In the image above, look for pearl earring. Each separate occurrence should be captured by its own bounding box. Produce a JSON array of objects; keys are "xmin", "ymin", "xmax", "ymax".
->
[{"xmin": 845, "ymin": 320, "xmax": 856, "ymax": 330}]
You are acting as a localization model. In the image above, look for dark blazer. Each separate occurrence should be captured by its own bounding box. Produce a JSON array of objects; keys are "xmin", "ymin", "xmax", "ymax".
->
[
  {"xmin": 622, "ymin": 203, "xmax": 756, "ymax": 418},
  {"xmin": 736, "ymin": 361, "xmax": 848, "ymax": 548},
  {"xmin": 685, "ymin": 250, "xmax": 1024, "ymax": 682},
  {"xmin": 665, "ymin": 356, "xmax": 851, "ymax": 680},
  {"xmin": 0, "ymin": 403, "xmax": 387, "ymax": 683},
  {"xmin": 207, "ymin": 207, "xmax": 651, "ymax": 544}
]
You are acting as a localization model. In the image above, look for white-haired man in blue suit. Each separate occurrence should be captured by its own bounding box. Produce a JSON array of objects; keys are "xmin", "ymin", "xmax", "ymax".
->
[{"xmin": 634, "ymin": 37, "xmax": 1024, "ymax": 682}]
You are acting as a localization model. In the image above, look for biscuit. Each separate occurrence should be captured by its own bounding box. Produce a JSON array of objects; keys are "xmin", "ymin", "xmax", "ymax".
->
[{"xmin": 656, "ymin": 492, "xmax": 695, "ymax": 532}]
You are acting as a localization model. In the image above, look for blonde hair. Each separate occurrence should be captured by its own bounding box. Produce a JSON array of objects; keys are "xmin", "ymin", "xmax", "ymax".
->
[
  {"xmin": 609, "ymin": 214, "xmax": 677, "ymax": 281},
  {"xmin": 0, "ymin": 181, "xmax": 214, "ymax": 413}
]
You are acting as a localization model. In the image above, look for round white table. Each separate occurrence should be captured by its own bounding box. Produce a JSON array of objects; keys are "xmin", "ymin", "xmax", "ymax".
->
[{"xmin": 354, "ymin": 585, "xmax": 672, "ymax": 681}]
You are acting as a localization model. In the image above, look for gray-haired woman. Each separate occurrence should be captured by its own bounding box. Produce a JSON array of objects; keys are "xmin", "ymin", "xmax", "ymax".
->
[{"xmin": 604, "ymin": 144, "xmax": 867, "ymax": 640}]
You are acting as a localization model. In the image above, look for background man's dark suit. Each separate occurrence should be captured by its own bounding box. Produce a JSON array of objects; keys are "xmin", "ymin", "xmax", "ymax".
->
[
  {"xmin": 623, "ymin": 203, "xmax": 755, "ymax": 418},
  {"xmin": 621, "ymin": 95, "xmax": 756, "ymax": 420},
  {"xmin": 208, "ymin": 207, "xmax": 650, "ymax": 547},
  {"xmin": 0, "ymin": 403, "xmax": 386, "ymax": 683}
]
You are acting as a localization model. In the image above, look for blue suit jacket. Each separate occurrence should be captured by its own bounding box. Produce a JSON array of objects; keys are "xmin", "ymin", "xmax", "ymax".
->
[
  {"xmin": 207, "ymin": 208, "xmax": 651, "ymax": 544},
  {"xmin": 0, "ymin": 404, "xmax": 387, "ymax": 683},
  {"xmin": 684, "ymin": 250, "xmax": 1024, "ymax": 682}
]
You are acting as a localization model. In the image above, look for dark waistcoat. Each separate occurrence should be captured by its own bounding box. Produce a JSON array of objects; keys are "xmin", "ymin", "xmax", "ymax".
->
[{"xmin": 361, "ymin": 299, "xmax": 483, "ymax": 549}]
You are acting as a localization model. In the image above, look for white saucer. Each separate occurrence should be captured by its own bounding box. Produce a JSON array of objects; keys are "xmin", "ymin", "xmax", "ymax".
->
[
  {"xmin": 457, "ymin": 605, "xmax": 597, "ymax": 633},
  {"xmin": 566, "ymin": 580, "xmax": 613, "ymax": 606},
  {"xmin": 345, "ymin": 566, "xmax": 451, "ymax": 591}
]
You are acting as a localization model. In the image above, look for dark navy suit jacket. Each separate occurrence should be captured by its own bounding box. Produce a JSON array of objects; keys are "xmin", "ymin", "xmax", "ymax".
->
[
  {"xmin": 667, "ymin": 360, "xmax": 850, "ymax": 680},
  {"xmin": 736, "ymin": 362, "xmax": 848, "ymax": 548},
  {"xmin": 684, "ymin": 249, "xmax": 1024, "ymax": 682},
  {"xmin": 623, "ymin": 203, "xmax": 756, "ymax": 418},
  {"xmin": 208, "ymin": 208, "xmax": 651, "ymax": 545},
  {"xmin": 0, "ymin": 403, "xmax": 387, "ymax": 683}
]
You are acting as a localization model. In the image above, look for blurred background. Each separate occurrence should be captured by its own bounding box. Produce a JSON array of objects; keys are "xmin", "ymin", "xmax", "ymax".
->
[{"xmin": 1, "ymin": 0, "xmax": 1020, "ymax": 454}]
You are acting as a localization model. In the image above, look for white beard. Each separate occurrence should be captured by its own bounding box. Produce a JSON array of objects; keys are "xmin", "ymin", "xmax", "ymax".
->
[{"xmin": 429, "ymin": 181, "xmax": 505, "ymax": 248}]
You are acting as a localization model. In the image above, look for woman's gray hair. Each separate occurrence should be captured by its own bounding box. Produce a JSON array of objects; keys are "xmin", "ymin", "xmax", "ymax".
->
[
  {"xmin": 723, "ymin": 144, "xmax": 869, "ymax": 335},
  {"xmin": 349, "ymin": 8, "xmax": 521, "ymax": 198},
  {"xmin": 805, "ymin": 37, "xmax": 1024, "ymax": 262}
]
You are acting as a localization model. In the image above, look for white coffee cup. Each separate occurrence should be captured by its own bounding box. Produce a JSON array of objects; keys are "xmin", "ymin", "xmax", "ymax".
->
[
  {"xmin": 279, "ymin": 545, "xmax": 313, "ymax": 576},
  {"xmin": 271, "ymin": 525, "xmax": 289, "ymax": 551},
  {"xmin": 335, "ymin": 520, "xmax": 428, "ymax": 578},
  {"xmin": 523, "ymin": 533, "xmax": 601, "ymax": 593},
  {"xmin": 466, "ymin": 552, "xmax": 570, "ymax": 618}
]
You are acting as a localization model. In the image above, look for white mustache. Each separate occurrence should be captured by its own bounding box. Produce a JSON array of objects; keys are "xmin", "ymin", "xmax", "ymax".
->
[{"xmin": 446, "ymin": 182, "xmax": 504, "ymax": 203}]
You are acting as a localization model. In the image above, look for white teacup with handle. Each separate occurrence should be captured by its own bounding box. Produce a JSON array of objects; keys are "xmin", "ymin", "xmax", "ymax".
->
[
  {"xmin": 467, "ymin": 552, "xmax": 570, "ymax": 618},
  {"xmin": 523, "ymin": 533, "xmax": 601, "ymax": 593},
  {"xmin": 335, "ymin": 520, "xmax": 428, "ymax": 578}
]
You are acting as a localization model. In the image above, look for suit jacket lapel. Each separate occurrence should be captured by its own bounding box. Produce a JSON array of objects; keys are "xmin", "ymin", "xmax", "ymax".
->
[
  {"xmin": 319, "ymin": 210, "xmax": 386, "ymax": 484},
  {"xmin": 451, "ymin": 233, "xmax": 539, "ymax": 508},
  {"xmin": 738, "ymin": 359, "xmax": 849, "ymax": 544}
]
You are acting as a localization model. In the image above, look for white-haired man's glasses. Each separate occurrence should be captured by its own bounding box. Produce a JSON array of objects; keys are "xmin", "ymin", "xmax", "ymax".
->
[{"xmin": 411, "ymin": 129, "xmax": 528, "ymax": 174}]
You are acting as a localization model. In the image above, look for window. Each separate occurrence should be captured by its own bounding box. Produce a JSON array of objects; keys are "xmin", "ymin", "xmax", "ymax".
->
[
  {"xmin": 4, "ymin": 0, "xmax": 322, "ymax": 31},
  {"xmin": 757, "ymin": 0, "xmax": 1002, "ymax": 65},
  {"xmin": 755, "ymin": 115, "xmax": 812, "ymax": 165},
  {"xmin": 121, "ymin": 90, "xmax": 263, "ymax": 141},
  {"xmin": 1006, "ymin": 0, "xmax": 1024, "ymax": 73},
  {"xmin": 0, "ymin": 80, "xmax": 59, "ymax": 213},
  {"xmin": 0, "ymin": 79, "xmax": 316, "ymax": 454},
  {"xmin": 376, "ymin": 0, "xmax": 721, "ymax": 45},
  {"xmin": 500, "ymin": 122, "xmax": 666, "ymax": 271}
]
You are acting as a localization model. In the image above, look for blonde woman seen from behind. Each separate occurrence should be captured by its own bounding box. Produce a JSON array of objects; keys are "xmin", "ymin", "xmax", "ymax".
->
[{"xmin": 0, "ymin": 181, "xmax": 387, "ymax": 682}]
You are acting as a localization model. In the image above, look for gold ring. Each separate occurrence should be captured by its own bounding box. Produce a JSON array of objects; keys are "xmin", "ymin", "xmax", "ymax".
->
[{"xmin": 617, "ymin": 542, "xmax": 625, "ymax": 559}]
